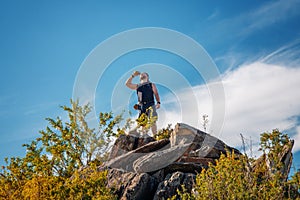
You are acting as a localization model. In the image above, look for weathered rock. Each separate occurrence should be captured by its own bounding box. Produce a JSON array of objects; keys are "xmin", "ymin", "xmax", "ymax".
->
[
  {"xmin": 279, "ymin": 140, "xmax": 294, "ymax": 181},
  {"xmin": 107, "ymin": 168, "xmax": 159, "ymax": 200},
  {"xmin": 253, "ymin": 139, "xmax": 294, "ymax": 181},
  {"xmin": 108, "ymin": 133, "xmax": 155, "ymax": 160},
  {"xmin": 150, "ymin": 169, "xmax": 165, "ymax": 183},
  {"xmin": 106, "ymin": 139, "xmax": 170, "ymax": 172},
  {"xmin": 133, "ymin": 143, "xmax": 191, "ymax": 173},
  {"xmin": 172, "ymin": 123, "xmax": 241, "ymax": 159},
  {"xmin": 153, "ymin": 171, "xmax": 195, "ymax": 200},
  {"xmin": 133, "ymin": 123, "xmax": 241, "ymax": 173},
  {"xmin": 107, "ymin": 123, "xmax": 241, "ymax": 174}
]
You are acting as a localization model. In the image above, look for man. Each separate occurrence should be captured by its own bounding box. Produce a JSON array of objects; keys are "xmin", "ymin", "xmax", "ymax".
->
[{"xmin": 125, "ymin": 71, "xmax": 161, "ymax": 135}]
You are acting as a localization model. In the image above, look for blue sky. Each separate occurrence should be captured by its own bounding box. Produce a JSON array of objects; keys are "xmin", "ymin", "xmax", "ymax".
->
[{"xmin": 1, "ymin": 0, "xmax": 300, "ymax": 171}]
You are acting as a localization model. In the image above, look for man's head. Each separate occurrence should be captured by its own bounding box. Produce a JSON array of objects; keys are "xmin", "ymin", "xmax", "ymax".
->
[{"xmin": 140, "ymin": 72, "xmax": 149, "ymax": 83}]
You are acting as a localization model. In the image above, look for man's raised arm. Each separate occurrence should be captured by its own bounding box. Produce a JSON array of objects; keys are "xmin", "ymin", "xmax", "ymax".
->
[{"xmin": 125, "ymin": 71, "xmax": 140, "ymax": 90}]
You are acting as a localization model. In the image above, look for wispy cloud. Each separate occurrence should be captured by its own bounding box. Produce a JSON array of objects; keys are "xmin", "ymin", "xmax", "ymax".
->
[
  {"xmin": 202, "ymin": 0, "xmax": 300, "ymax": 46},
  {"xmin": 205, "ymin": 8, "xmax": 220, "ymax": 21},
  {"xmin": 159, "ymin": 46, "xmax": 300, "ymax": 155},
  {"xmin": 241, "ymin": 0, "xmax": 300, "ymax": 36},
  {"xmin": 260, "ymin": 39, "xmax": 300, "ymax": 67}
]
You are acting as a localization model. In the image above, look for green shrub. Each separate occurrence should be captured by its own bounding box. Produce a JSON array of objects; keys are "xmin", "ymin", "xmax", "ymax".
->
[
  {"xmin": 173, "ymin": 129, "xmax": 300, "ymax": 200},
  {"xmin": 0, "ymin": 100, "xmax": 119, "ymax": 199},
  {"xmin": 154, "ymin": 124, "xmax": 173, "ymax": 140}
]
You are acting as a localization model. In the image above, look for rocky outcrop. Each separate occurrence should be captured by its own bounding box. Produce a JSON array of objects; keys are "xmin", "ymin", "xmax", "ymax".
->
[
  {"xmin": 108, "ymin": 132, "xmax": 155, "ymax": 160},
  {"xmin": 106, "ymin": 123, "xmax": 239, "ymax": 174},
  {"xmin": 104, "ymin": 123, "xmax": 241, "ymax": 199},
  {"xmin": 103, "ymin": 123, "xmax": 294, "ymax": 199}
]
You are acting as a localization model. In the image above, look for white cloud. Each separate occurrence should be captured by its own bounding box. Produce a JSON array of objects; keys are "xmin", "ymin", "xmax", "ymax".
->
[
  {"xmin": 159, "ymin": 62, "xmax": 300, "ymax": 156},
  {"xmin": 222, "ymin": 62, "xmax": 300, "ymax": 144},
  {"xmin": 294, "ymin": 126, "xmax": 300, "ymax": 152}
]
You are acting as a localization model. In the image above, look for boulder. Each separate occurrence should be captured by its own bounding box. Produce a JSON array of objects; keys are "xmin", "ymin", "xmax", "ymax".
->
[
  {"xmin": 153, "ymin": 171, "xmax": 195, "ymax": 200},
  {"xmin": 133, "ymin": 143, "xmax": 191, "ymax": 173},
  {"xmin": 171, "ymin": 123, "xmax": 241, "ymax": 159},
  {"xmin": 106, "ymin": 139, "xmax": 170, "ymax": 172},
  {"xmin": 107, "ymin": 168, "xmax": 158, "ymax": 200},
  {"xmin": 108, "ymin": 132, "xmax": 155, "ymax": 160}
]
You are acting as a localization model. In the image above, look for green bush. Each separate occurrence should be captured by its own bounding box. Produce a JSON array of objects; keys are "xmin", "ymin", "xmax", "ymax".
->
[
  {"xmin": 173, "ymin": 129, "xmax": 300, "ymax": 200},
  {"xmin": 154, "ymin": 124, "xmax": 173, "ymax": 140},
  {"xmin": 0, "ymin": 100, "xmax": 119, "ymax": 199}
]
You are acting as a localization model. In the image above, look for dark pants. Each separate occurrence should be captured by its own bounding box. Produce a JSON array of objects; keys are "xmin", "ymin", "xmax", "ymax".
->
[{"xmin": 139, "ymin": 103, "xmax": 157, "ymax": 118}]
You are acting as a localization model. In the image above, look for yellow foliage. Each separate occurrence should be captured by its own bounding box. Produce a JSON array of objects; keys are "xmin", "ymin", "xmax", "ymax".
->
[
  {"xmin": 172, "ymin": 129, "xmax": 300, "ymax": 200},
  {"xmin": 0, "ymin": 100, "xmax": 121, "ymax": 200},
  {"xmin": 0, "ymin": 168, "xmax": 116, "ymax": 200},
  {"xmin": 136, "ymin": 107, "xmax": 158, "ymax": 134},
  {"xmin": 154, "ymin": 124, "xmax": 173, "ymax": 140}
]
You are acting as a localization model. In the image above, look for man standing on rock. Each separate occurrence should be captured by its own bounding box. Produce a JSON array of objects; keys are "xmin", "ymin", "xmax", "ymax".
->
[{"xmin": 125, "ymin": 71, "xmax": 161, "ymax": 135}]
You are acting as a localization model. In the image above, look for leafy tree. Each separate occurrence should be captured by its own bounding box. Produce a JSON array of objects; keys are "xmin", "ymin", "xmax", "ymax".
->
[
  {"xmin": 0, "ymin": 100, "xmax": 120, "ymax": 199},
  {"xmin": 259, "ymin": 129, "xmax": 291, "ymax": 177}
]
